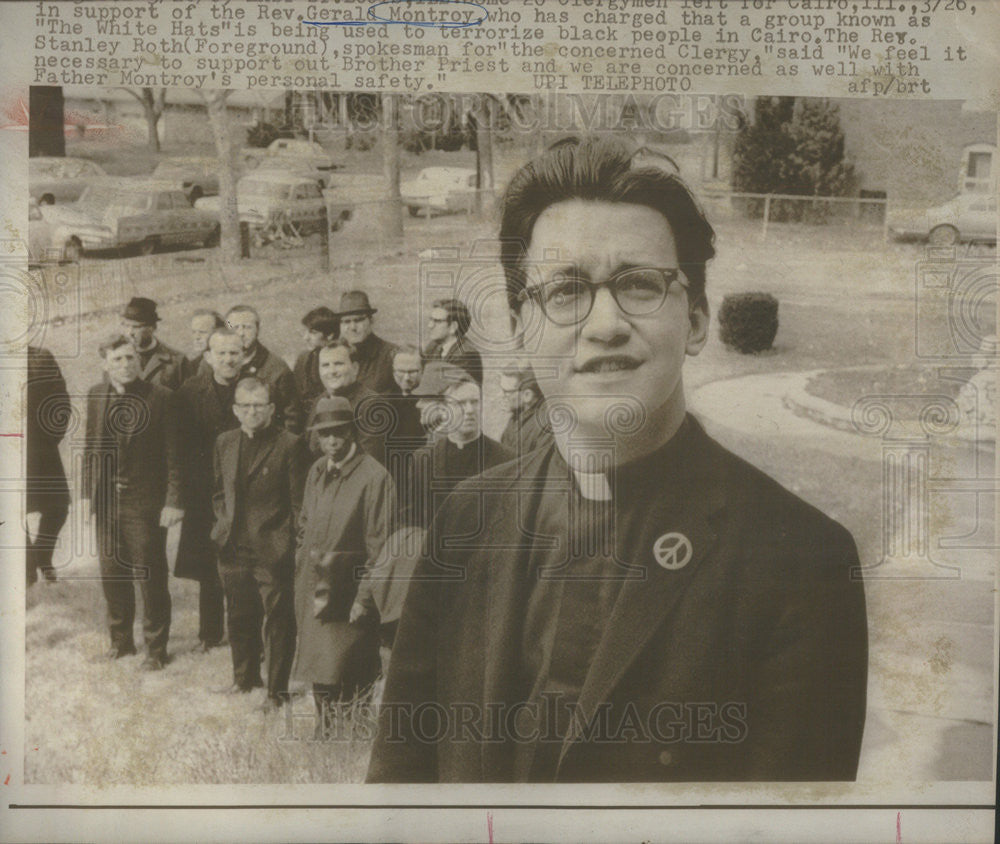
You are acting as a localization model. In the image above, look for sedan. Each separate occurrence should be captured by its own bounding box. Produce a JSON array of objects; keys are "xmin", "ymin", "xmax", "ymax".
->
[
  {"xmin": 152, "ymin": 157, "xmax": 220, "ymax": 202},
  {"xmin": 401, "ymin": 167, "xmax": 478, "ymax": 217},
  {"xmin": 889, "ymin": 194, "xmax": 997, "ymax": 245},
  {"xmin": 29, "ymin": 156, "xmax": 108, "ymax": 205}
]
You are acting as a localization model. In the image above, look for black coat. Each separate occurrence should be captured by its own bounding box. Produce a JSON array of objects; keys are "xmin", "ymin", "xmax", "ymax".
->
[
  {"xmin": 174, "ymin": 371, "xmax": 239, "ymax": 580},
  {"xmin": 212, "ymin": 426, "xmax": 308, "ymax": 570},
  {"xmin": 353, "ymin": 332, "xmax": 398, "ymax": 396},
  {"xmin": 139, "ymin": 340, "xmax": 186, "ymax": 391},
  {"xmin": 423, "ymin": 335, "xmax": 483, "ymax": 385},
  {"xmin": 82, "ymin": 379, "xmax": 181, "ymax": 515},
  {"xmin": 25, "ymin": 346, "xmax": 70, "ymax": 510},
  {"xmin": 368, "ymin": 417, "xmax": 868, "ymax": 783}
]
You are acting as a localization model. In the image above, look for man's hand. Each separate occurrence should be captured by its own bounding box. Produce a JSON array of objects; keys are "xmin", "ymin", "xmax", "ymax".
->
[
  {"xmin": 25, "ymin": 511, "xmax": 42, "ymax": 544},
  {"xmin": 348, "ymin": 601, "xmax": 368, "ymax": 624},
  {"xmin": 159, "ymin": 506, "xmax": 184, "ymax": 528}
]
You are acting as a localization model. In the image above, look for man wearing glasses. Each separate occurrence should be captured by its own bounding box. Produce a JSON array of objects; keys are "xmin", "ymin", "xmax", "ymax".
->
[
  {"xmin": 369, "ymin": 137, "xmax": 868, "ymax": 783},
  {"xmin": 211, "ymin": 377, "xmax": 306, "ymax": 711}
]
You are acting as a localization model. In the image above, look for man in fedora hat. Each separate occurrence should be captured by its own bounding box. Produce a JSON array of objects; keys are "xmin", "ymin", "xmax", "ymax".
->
[
  {"xmin": 295, "ymin": 395, "xmax": 394, "ymax": 733},
  {"xmin": 211, "ymin": 377, "xmax": 307, "ymax": 710},
  {"xmin": 334, "ymin": 290, "xmax": 398, "ymax": 396},
  {"xmin": 120, "ymin": 297, "xmax": 186, "ymax": 391}
]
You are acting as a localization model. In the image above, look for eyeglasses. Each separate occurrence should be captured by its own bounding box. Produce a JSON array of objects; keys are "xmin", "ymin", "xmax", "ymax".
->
[
  {"xmin": 517, "ymin": 267, "xmax": 685, "ymax": 326},
  {"xmin": 234, "ymin": 402, "xmax": 271, "ymax": 411}
]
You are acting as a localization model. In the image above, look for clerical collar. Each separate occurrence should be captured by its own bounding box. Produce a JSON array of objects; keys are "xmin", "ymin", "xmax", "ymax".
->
[
  {"xmin": 109, "ymin": 379, "xmax": 139, "ymax": 396},
  {"xmin": 558, "ymin": 416, "xmax": 693, "ymax": 502},
  {"xmin": 447, "ymin": 433, "xmax": 479, "ymax": 450},
  {"xmin": 327, "ymin": 442, "xmax": 357, "ymax": 472},
  {"xmin": 440, "ymin": 335, "xmax": 459, "ymax": 357},
  {"xmin": 241, "ymin": 424, "xmax": 271, "ymax": 440}
]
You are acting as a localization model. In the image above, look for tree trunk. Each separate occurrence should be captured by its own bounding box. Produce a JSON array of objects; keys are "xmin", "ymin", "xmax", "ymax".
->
[
  {"xmin": 380, "ymin": 94, "xmax": 403, "ymax": 243},
  {"xmin": 475, "ymin": 95, "xmax": 494, "ymax": 216},
  {"xmin": 145, "ymin": 108, "xmax": 161, "ymax": 152},
  {"xmin": 29, "ymin": 86, "xmax": 65, "ymax": 157},
  {"xmin": 202, "ymin": 90, "xmax": 241, "ymax": 264}
]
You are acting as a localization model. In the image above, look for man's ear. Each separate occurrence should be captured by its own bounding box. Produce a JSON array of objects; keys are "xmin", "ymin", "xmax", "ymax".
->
[{"xmin": 685, "ymin": 299, "xmax": 710, "ymax": 357}]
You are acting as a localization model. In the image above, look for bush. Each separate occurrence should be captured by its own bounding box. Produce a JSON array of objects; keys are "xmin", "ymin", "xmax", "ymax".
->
[{"xmin": 718, "ymin": 292, "xmax": 779, "ymax": 354}]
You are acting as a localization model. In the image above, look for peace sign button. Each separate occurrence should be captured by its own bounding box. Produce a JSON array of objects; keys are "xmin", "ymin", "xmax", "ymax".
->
[{"xmin": 653, "ymin": 532, "xmax": 693, "ymax": 570}]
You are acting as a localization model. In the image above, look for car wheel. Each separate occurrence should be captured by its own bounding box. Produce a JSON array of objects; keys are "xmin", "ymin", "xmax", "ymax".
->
[
  {"xmin": 40, "ymin": 194, "xmax": 55, "ymax": 206},
  {"xmin": 138, "ymin": 238, "xmax": 159, "ymax": 256},
  {"xmin": 190, "ymin": 186, "xmax": 203, "ymax": 202},
  {"xmin": 62, "ymin": 237, "xmax": 82, "ymax": 263},
  {"xmin": 408, "ymin": 205, "xmax": 423, "ymax": 217},
  {"xmin": 928, "ymin": 225, "xmax": 959, "ymax": 246},
  {"xmin": 203, "ymin": 226, "xmax": 220, "ymax": 248}
]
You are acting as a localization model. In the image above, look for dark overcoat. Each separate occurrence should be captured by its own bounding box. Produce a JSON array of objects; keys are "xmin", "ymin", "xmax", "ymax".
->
[
  {"xmin": 294, "ymin": 449, "xmax": 394, "ymax": 686},
  {"xmin": 139, "ymin": 340, "xmax": 186, "ymax": 391},
  {"xmin": 82, "ymin": 378, "xmax": 181, "ymax": 515},
  {"xmin": 26, "ymin": 346, "xmax": 70, "ymax": 510},
  {"xmin": 367, "ymin": 416, "xmax": 868, "ymax": 783},
  {"xmin": 174, "ymin": 371, "xmax": 239, "ymax": 580}
]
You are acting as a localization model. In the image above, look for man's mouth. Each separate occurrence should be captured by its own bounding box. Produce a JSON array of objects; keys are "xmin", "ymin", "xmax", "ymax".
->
[{"xmin": 576, "ymin": 355, "xmax": 641, "ymax": 374}]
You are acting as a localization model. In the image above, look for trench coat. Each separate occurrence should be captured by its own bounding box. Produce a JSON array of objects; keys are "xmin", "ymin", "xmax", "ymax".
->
[
  {"xmin": 367, "ymin": 415, "xmax": 868, "ymax": 783},
  {"xmin": 293, "ymin": 448, "xmax": 394, "ymax": 687}
]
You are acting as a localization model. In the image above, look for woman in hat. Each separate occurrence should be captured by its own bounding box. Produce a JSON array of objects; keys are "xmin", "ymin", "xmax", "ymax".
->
[{"xmin": 294, "ymin": 396, "xmax": 395, "ymax": 735}]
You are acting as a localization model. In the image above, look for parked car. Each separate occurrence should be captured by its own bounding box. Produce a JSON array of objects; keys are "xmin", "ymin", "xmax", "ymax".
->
[
  {"xmin": 195, "ymin": 171, "xmax": 353, "ymax": 235},
  {"xmin": 40, "ymin": 180, "xmax": 220, "ymax": 256},
  {"xmin": 28, "ymin": 198, "xmax": 106, "ymax": 264},
  {"xmin": 401, "ymin": 167, "xmax": 478, "ymax": 216},
  {"xmin": 889, "ymin": 194, "xmax": 997, "ymax": 245},
  {"xmin": 29, "ymin": 156, "xmax": 108, "ymax": 205},
  {"xmin": 241, "ymin": 138, "xmax": 340, "ymax": 185},
  {"xmin": 152, "ymin": 157, "xmax": 220, "ymax": 202}
]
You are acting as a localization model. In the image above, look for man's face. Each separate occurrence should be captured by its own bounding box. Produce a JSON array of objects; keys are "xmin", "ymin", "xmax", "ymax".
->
[
  {"xmin": 339, "ymin": 314, "xmax": 372, "ymax": 345},
  {"xmin": 226, "ymin": 311, "xmax": 259, "ymax": 352},
  {"xmin": 318, "ymin": 345, "xmax": 358, "ymax": 393},
  {"xmin": 499, "ymin": 373, "xmax": 532, "ymax": 415},
  {"xmin": 190, "ymin": 314, "xmax": 217, "ymax": 356},
  {"xmin": 233, "ymin": 385, "xmax": 274, "ymax": 432},
  {"xmin": 443, "ymin": 380, "xmax": 482, "ymax": 442},
  {"xmin": 103, "ymin": 343, "xmax": 141, "ymax": 387},
  {"xmin": 427, "ymin": 307, "xmax": 452, "ymax": 343},
  {"xmin": 303, "ymin": 327, "xmax": 328, "ymax": 350},
  {"xmin": 515, "ymin": 199, "xmax": 707, "ymax": 440},
  {"xmin": 121, "ymin": 319, "xmax": 155, "ymax": 350},
  {"xmin": 205, "ymin": 333, "xmax": 244, "ymax": 382},
  {"xmin": 393, "ymin": 352, "xmax": 423, "ymax": 394},
  {"xmin": 316, "ymin": 424, "xmax": 353, "ymax": 462}
]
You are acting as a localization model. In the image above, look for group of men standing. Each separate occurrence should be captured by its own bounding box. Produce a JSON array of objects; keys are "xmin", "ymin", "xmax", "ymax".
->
[{"xmin": 31, "ymin": 284, "xmax": 549, "ymax": 717}]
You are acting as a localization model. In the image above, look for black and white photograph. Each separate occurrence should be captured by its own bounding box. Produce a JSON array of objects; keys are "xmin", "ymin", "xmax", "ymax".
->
[{"xmin": 1, "ymin": 1, "xmax": 997, "ymax": 841}]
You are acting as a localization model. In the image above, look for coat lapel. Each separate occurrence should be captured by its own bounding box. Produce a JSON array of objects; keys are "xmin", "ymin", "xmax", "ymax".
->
[
  {"xmin": 247, "ymin": 432, "xmax": 278, "ymax": 480},
  {"xmin": 557, "ymin": 423, "xmax": 728, "ymax": 771},
  {"xmin": 141, "ymin": 345, "xmax": 167, "ymax": 381}
]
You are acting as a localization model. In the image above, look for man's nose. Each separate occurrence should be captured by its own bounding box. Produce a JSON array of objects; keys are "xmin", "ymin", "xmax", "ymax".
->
[{"xmin": 580, "ymin": 285, "xmax": 630, "ymax": 343}]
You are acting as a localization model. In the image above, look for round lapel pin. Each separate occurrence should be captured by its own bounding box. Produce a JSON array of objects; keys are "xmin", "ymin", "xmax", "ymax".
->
[{"xmin": 653, "ymin": 532, "xmax": 693, "ymax": 570}]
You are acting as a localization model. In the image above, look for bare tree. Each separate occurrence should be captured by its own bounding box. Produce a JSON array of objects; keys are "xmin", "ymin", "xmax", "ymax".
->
[
  {"xmin": 474, "ymin": 94, "xmax": 495, "ymax": 216},
  {"xmin": 381, "ymin": 93, "xmax": 403, "ymax": 243},
  {"xmin": 120, "ymin": 87, "xmax": 166, "ymax": 152},
  {"xmin": 201, "ymin": 89, "xmax": 241, "ymax": 263},
  {"xmin": 29, "ymin": 85, "xmax": 65, "ymax": 157}
]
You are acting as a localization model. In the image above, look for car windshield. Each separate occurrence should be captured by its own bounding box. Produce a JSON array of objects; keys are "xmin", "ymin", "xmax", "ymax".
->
[
  {"xmin": 77, "ymin": 187, "xmax": 148, "ymax": 212},
  {"xmin": 29, "ymin": 160, "xmax": 63, "ymax": 177},
  {"xmin": 240, "ymin": 180, "xmax": 287, "ymax": 197}
]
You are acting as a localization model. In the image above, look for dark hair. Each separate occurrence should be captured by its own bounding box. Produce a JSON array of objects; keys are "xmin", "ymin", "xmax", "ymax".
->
[
  {"xmin": 235, "ymin": 376, "xmax": 271, "ymax": 401},
  {"xmin": 98, "ymin": 334, "xmax": 133, "ymax": 358},
  {"xmin": 318, "ymin": 337, "xmax": 359, "ymax": 364},
  {"xmin": 302, "ymin": 306, "xmax": 339, "ymax": 338},
  {"xmin": 226, "ymin": 304, "xmax": 260, "ymax": 325},
  {"xmin": 192, "ymin": 309, "xmax": 225, "ymax": 328},
  {"xmin": 432, "ymin": 298, "xmax": 472, "ymax": 338},
  {"xmin": 501, "ymin": 360, "xmax": 543, "ymax": 399},
  {"xmin": 499, "ymin": 136, "xmax": 715, "ymax": 311}
]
